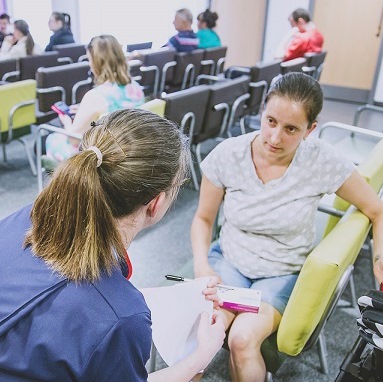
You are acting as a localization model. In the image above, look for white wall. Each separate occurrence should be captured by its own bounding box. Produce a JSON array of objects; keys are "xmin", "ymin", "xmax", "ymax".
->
[
  {"xmin": 262, "ymin": 0, "xmax": 310, "ymax": 61},
  {"xmin": 78, "ymin": 0, "xmax": 206, "ymax": 48},
  {"xmin": 6, "ymin": 0, "xmax": 206, "ymax": 50},
  {"xmin": 6, "ymin": 0, "xmax": 52, "ymax": 50}
]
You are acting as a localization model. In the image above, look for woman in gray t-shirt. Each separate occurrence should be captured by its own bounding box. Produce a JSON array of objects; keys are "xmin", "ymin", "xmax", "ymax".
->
[{"xmin": 191, "ymin": 72, "xmax": 383, "ymax": 382}]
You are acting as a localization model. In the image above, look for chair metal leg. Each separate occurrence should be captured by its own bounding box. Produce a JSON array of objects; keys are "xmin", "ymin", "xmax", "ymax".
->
[
  {"xmin": 19, "ymin": 138, "xmax": 37, "ymax": 176},
  {"xmin": 240, "ymin": 117, "xmax": 247, "ymax": 135},
  {"xmin": 265, "ymin": 371, "xmax": 274, "ymax": 382},
  {"xmin": 189, "ymin": 161, "xmax": 200, "ymax": 191},
  {"xmin": 195, "ymin": 143, "xmax": 203, "ymax": 169},
  {"xmin": 2, "ymin": 143, "xmax": 7, "ymax": 162},
  {"xmin": 317, "ymin": 332, "xmax": 329, "ymax": 374},
  {"xmin": 348, "ymin": 273, "xmax": 357, "ymax": 309}
]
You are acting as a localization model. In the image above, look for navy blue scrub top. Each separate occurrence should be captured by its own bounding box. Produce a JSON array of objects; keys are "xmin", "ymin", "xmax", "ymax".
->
[{"xmin": 0, "ymin": 205, "xmax": 152, "ymax": 381}]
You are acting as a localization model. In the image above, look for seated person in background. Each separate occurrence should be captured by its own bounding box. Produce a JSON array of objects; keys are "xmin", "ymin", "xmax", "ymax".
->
[
  {"xmin": 45, "ymin": 34, "xmax": 145, "ymax": 162},
  {"xmin": 0, "ymin": 13, "xmax": 12, "ymax": 48},
  {"xmin": 165, "ymin": 8, "xmax": 199, "ymax": 52},
  {"xmin": 45, "ymin": 11, "xmax": 75, "ymax": 51},
  {"xmin": 191, "ymin": 72, "xmax": 383, "ymax": 382},
  {"xmin": 0, "ymin": 108, "xmax": 226, "ymax": 381},
  {"xmin": 275, "ymin": 8, "xmax": 324, "ymax": 61},
  {"xmin": 197, "ymin": 9, "xmax": 221, "ymax": 49},
  {"xmin": 0, "ymin": 19, "xmax": 42, "ymax": 60}
]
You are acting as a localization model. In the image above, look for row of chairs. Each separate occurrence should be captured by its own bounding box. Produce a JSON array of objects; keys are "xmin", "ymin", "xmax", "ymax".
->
[
  {"xmin": 0, "ymin": 60, "xmax": 92, "ymax": 175},
  {"xmin": 226, "ymin": 51, "xmax": 327, "ymax": 83},
  {"xmin": 129, "ymin": 46, "xmax": 227, "ymax": 97},
  {"xmin": 32, "ymin": 75, "xmax": 251, "ymax": 191},
  {"xmin": 0, "ymin": 43, "xmax": 87, "ymax": 83}
]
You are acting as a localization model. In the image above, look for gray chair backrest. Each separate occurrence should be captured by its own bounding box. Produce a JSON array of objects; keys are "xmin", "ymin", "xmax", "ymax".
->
[
  {"xmin": 164, "ymin": 85, "xmax": 210, "ymax": 138},
  {"xmin": 197, "ymin": 75, "xmax": 251, "ymax": 143},
  {"xmin": 200, "ymin": 46, "xmax": 227, "ymax": 75},
  {"xmin": 19, "ymin": 52, "xmax": 59, "ymax": 80},
  {"xmin": 171, "ymin": 49, "xmax": 205, "ymax": 87},
  {"xmin": 36, "ymin": 62, "xmax": 91, "ymax": 112},
  {"xmin": 280, "ymin": 57, "xmax": 307, "ymax": 75},
  {"xmin": 250, "ymin": 59, "xmax": 282, "ymax": 87},
  {"xmin": 140, "ymin": 48, "xmax": 176, "ymax": 90},
  {"xmin": 246, "ymin": 59, "xmax": 282, "ymax": 116},
  {"xmin": 126, "ymin": 42, "xmax": 152, "ymax": 52},
  {"xmin": 53, "ymin": 43, "xmax": 87, "ymax": 62},
  {"xmin": 0, "ymin": 58, "xmax": 18, "ymax": 82},
  {"xmin": 304, "ymin": 51, "xmax": 327, "ymax": 68}
]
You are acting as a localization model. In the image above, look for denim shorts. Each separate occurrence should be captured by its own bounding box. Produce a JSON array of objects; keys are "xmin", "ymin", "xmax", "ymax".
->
[{"xmin": 208, "ymin": 241, "xmax": 298, "ymax": 315}]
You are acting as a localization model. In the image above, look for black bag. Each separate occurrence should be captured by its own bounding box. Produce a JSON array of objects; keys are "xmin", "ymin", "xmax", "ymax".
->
[{"xmin": 334, "ymin": 289, "xmax": 383, "ymax": 382}]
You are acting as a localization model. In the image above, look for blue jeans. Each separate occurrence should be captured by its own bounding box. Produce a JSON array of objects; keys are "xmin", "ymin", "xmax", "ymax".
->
[{"xmin": 208, "ymin": 241, "xmax": 298, "ymax": 314}]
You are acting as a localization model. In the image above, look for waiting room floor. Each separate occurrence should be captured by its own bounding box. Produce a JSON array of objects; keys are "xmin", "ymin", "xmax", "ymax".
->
[{"xmin": 1, "ymin": 98, "xmax": 383, "ymax": 381}]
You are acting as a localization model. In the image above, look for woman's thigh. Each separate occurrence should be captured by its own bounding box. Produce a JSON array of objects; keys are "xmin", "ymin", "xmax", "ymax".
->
[
  {"xmin": 250, "ymin": 273, "xmax": 298, "ymax": 315},
  {"xmin": 208, "ymin": 241, "xmax": 252, "ymax": 289}
]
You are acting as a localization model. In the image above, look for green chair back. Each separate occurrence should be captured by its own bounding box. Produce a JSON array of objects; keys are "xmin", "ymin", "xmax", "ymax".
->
[{"xmin": 0, "ymin": 79, "xmax": 36, "ymax": 142}]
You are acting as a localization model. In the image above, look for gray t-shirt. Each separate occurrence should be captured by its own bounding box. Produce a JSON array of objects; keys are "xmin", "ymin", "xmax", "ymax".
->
[{"xmin": 201, "ymin": 132, "xmax": 355, "ymax": 278}]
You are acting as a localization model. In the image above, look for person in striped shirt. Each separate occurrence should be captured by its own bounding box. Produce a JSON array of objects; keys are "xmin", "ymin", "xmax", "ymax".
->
[{"xmin": 165, "ymin": 8, "xmax": 199, "ymax": 52}]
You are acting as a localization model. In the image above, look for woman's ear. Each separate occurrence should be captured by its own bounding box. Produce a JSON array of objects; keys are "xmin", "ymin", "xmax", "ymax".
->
[
  {"xmin": 305, "ymin": 121, "xmax": 317, "ymax": 138},
  {"xmin": 146, "ymin": 192, "xmax": 166, "ymax": 218}
]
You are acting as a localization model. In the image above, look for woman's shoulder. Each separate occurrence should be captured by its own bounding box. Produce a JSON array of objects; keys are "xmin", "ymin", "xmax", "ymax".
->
[{"xmin": 299, "ymin": 135, "xmax": 351, "ymax": 164}]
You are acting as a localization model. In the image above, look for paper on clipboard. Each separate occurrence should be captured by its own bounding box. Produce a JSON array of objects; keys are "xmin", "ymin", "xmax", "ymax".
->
[{"xmin": 140, "ymin": 277, "xmax": 212, "ymax": 366}]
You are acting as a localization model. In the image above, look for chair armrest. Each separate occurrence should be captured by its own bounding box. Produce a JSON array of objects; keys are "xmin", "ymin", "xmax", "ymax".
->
[
  {"xmin": 319, "ymin": 121, "xmax": 383, "ymax": 140},
  {"xmin": 225, "ymin": 66, "xmax": 250, "ymax": 79},
  {"xmin": 57, "ymin": 57, "xmax": 73, "ymax": 65},
  {"xmin": 302, "ymin": 65, "xmax": 316, "ymax": 76},
  {"xmin": 216, "ymin": 57, "xmax": 226, "ymax": 75},
  {"xmin": 140, "ymin": 65, "xmax": 160, "ymax": 95},
  {"xmin": 36, "ymin": 124, "xmax": 82, "ymax": 192},
  {"xmin": 72, "ymin": 77, "xmax": 93, "ymax": 104},
  {"xmin": 180, "ymin": 111, "xmax": 196, "ymax": 139},
  {"xmin": 37, "ymin": 86, "xmax": 66, "ymax": 109},
  {"xmin": 353, "ymin": 104, "xmax": 383, "ymax": 127},
  {"xmin": 195, "ymin": 74, "xmax": 225, "ymax": 85},
  {"xmin": 226, "ymin": 93, "xmax": 250, "ymax": 131},
  {"xmin": 159, "ymin": 61, "xmax": 177, "ymax": 95},
  {"xmin": 213, "ymin": 102, "xmax": 231, "ymax": 136},
  {"xmin": 5, "ymin": 99, "xmax": 36, "ymax": 143},
  {"xmin": 201, "ymin": 59, "xmax": 215, "ymax": 76},
  {"xmin": 78, "ymin": 54, "xmax": 88, "ymax": 62},
  {"xmin": 2, "ymin": 70, "xmax": 20, "ymax": 82},
  {"xmin": 182, "ymin": 63, "xmax": 195, "ymax": 90}
]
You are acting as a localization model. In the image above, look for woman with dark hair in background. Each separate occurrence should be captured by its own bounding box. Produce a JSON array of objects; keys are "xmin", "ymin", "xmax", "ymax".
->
[
  {"xmin": 197, "ymin": 9, "xmax": 221, "ymax": 49},
  {"xmin": 45, "ymin": 12, "xmax": 75, "ymax": 51},
  {"xmin": 0, "ymin": 19, "xmax": 42, "ymax": 60}
]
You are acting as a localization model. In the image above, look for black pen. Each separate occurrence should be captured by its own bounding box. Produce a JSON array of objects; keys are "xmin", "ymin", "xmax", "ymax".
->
[{"xmin": 165, "ymin": 274, "xmax": 233, "ymax": 290}]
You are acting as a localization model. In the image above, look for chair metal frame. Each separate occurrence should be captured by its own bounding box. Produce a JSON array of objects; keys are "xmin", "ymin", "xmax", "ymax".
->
[
  {"xmin": 353, "ymin": 103, "xmax": 383, "ymax": 127},
  {"xmin": 1, "ymin": 99, "xmax": 37, "ymax": 175},
  {"xmin": 36, "ymin": 124, "xmax": 82, "ymax": 192}
]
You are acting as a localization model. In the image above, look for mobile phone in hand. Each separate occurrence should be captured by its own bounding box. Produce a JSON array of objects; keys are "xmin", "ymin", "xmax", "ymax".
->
[{"xmin": 51, "ymin": 101, "xmax": 73, "ymax": 117}]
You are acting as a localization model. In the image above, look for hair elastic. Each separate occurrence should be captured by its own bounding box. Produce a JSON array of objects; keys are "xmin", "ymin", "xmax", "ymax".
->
[{"xmin": 87, "ymin": 146, "xmax": 103, "ymax": 167}]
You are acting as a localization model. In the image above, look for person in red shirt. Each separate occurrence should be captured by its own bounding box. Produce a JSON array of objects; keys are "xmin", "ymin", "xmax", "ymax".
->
[{"xmin": 276, "ymin": 8, "xmax": 324, "ymax": 61}]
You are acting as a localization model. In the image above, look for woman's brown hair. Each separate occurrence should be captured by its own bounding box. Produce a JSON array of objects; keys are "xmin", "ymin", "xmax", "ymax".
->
[
  {"xmin": 87, "ymin": 35, "xmax": 130, "ymax": 86},
  {"xmin": 25, "ymin": 109, "xmax": 190, "ymax": 282},
  {"xmin": 14, "ymin": 20, "xmax": 35, "ymax": 56}
]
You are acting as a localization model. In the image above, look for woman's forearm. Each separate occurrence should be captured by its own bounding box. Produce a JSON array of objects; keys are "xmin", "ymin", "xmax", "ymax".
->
[
  {"xmin": 191, "ymin": 215, "xmax": 215, "ymax": 275},
  {"xmin": 147, "ymin": 351, "xmax": 205, "ymax": 382}
]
